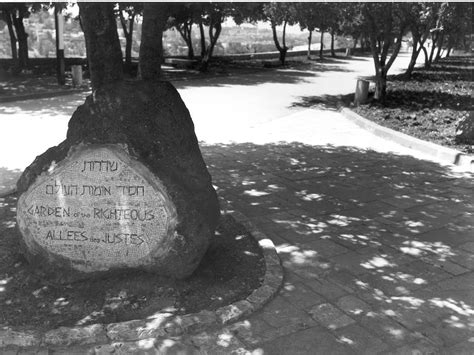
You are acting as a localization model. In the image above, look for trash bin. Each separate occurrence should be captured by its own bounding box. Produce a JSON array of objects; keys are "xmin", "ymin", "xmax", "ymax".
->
[
  {"xmin": 71, "ymin": 65, "xmax": 83, "ymax": 87},
  {"xmin": 354, "ymin": 79, "xmax": 369, "ymax": 105}
]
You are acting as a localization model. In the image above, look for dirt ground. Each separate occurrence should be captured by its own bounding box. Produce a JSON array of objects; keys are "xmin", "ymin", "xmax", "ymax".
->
[
  {"xmin": 352, "ymin": 56, "xmax": 473, "ymax": 154},
  {"xmin": 0, "ymin": 193, "xmax": 265, "ymax": 331}
]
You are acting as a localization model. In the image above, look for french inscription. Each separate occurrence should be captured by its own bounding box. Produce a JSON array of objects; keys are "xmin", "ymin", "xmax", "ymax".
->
[{"xmin": 17, "ymin": 146, "xmax": 173, "ymax": 269}]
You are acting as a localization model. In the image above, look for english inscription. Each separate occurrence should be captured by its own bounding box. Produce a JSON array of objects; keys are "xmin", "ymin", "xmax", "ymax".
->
[{"xmin": 17, "ymin": 146, "xmax": 174, "ymax": 270}]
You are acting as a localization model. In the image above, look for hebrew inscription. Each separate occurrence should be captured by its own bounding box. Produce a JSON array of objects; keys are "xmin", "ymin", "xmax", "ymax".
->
[{"xmin": 17, "ymin": 145, "xmax": 175, "ymax": 271}]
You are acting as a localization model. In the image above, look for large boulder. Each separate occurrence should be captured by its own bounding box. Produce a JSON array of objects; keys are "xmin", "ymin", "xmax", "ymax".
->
[
  {"xmin": 16, "ymin": 80, "xmax": 220, "ymax": 282},
  {"xmin": 455, "ymin": 112, "xmax": 474, "ymax": 145}
]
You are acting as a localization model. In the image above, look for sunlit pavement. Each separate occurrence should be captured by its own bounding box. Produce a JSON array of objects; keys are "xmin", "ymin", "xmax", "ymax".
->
[{"xmin": 1, "ymin": 53, "xmax": 474, "ymax": 353}]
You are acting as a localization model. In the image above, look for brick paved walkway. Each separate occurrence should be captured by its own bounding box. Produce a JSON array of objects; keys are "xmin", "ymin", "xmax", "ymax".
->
[
  {"xmin": 194, "ymin": 138, "xmax": 474, "ymax": 354},
  {"xmin": 2, "ymin": 54, "xmax": 473, "ymax": 354}
]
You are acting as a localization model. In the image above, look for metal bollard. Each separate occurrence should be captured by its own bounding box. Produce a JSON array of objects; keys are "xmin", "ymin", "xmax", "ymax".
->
[
  {"xmin": 71, "ymin": 65, "xmax": 83, "ymax": 87},
  {"xmin": 354, "ymin": 79, "xmax": 369, "ymax": 105}
]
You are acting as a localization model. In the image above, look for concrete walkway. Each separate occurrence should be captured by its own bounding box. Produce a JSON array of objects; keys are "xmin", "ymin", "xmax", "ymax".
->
[{"xmin": 1, "ymin": 53, "xmax": 473, "ymax": 353}]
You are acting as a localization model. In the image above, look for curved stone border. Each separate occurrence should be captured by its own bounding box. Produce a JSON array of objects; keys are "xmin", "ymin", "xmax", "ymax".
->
[
  {"xmin": 0, "ymin": 210, "xmax": 283, "ymax": 349},
  {"xmin": 341, "ymin": 107, "xmax": 474, "ymax": 172}
]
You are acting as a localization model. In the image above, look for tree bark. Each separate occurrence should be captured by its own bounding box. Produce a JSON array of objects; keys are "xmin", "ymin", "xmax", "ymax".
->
[
  {"xmin": 119, "ymin": 8, "xmax": 135, "ymax": 69},
  {"xmin": 330, "ymin": 30, "xmax": 335, "ymax": 57},
  {"xmin": 352, "ymin": 36, "xmax": 358, "ymax": 50},
  {"xmin": 198, "ymin": 21, "xmax": 206, "ymax": 58},
  {"xmin": 138, "ymin": 3, "xmax": 170, "ymax": 81},
  {"xmin": 200, "ymin": 21, "xmax": 221, "ymax": 71},
  {"xmin": 434, "ymin": 32, "xmax": 444, "ymax": 62},
  {"xmin": 405, "ymin": 33, "xmax": 421, "ymax": 78},
  {"xmin": 307, "ymin": 30, "xmax": 312, "ymax": 59},
  {"xmin": 78, "ymin": 2, "xmax": 123, "ymax": 89},
  {"xmin": 270, "ymin": 21, "xmax": 287, "ymax": 66},
  {"xmin": 4, "ymin": 10, "xmax": 18, "ymax": 61},
  {"xmin": 11, "ymin": 11, "xmax": 28, "ymax": 69},
  {"xmin": 427, "ymin": 32, "xmax": 438, "ymax": 68},
  {"xmin": 421, "ymin": 45, "xmax": 429, "ymax": 66},
  {"xmin": 319, "ymin": 31, "xmax": 324, "ymax": 59},
  {"xmin": 177, "ymin": 22, "xmax": 194, "ymax": 59},
  {"xmin": 374, "ymin": 71, "xmax": 387, "ymax": 101}
]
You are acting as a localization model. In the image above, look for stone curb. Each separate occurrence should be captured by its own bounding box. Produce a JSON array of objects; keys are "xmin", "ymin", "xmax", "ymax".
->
[
  {"xmin": 340, "ymin": 107, "xmax": 474, "ymax": 172},
  {"xmin": 0, "ymin": 88, "xmax": 90, "ymax": 104},
  {"xmin": 0, "ymin": 209, "xmax": 283, "ymax": 350}
]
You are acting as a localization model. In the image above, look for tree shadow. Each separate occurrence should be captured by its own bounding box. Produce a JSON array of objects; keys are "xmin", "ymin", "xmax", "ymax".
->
[
  {"xmin": 375, "ymin": 89, "xmax": 471, "ymax": 112},
  {"xmin": 0, "ymin": 167, "xmax": 21, "ymax": 197},
  {"xmin": 196, "ymin": 141, "xmax": 474, "ymax": 352},
  {"xmin": 0, "ymin": 93, "xmax": 88, "ymax": 117},
  {"xmin": 291, "ymin": 93, "xmax": 354, "ymax": 111},
  {"xmin": 169, "ymin": 59, "xmax": 354, "ymax": 90}
]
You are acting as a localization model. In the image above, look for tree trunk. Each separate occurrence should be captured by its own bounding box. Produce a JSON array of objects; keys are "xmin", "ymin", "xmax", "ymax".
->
[
  {"xmin": 12, "ymin": 12, "xmax": 28, "ymax": 69},
  {"xmin": 270, "ymin": 21, "xmax": 287, "ymax": 66},
  {"xmin": 55, "ymin": 4, "xmax": 65, "ymax": 85},
  {"xmin": 374, "ymin": 71, "xmax": 387, "ymax": 102},
  {"xmin": 138, "ymin": 3, "xmax": 170, "ymax": 81},
  {"xmin": 198, "ymin": 21, "xmax": 206, "ymax": 59},
  {"xmin": 427, "ymin": 32, "xmax": 438, "ymax": 68},
  {"xmin": 125, "ymin": 32, "xmax": 133, "ymax": 68},
  {"xmin": 319, "ymin": 31, "xmax": 324, "ymax": 59},
  {"xmin": 78, "ymin": 2, "xmax": 123, "ymax": 89},
  {"xmin": 330, "ymin": 30, "xmax": 335, "ymax": 57},
  {"xmin": 4, "ymin": 10, "xmax": 18, "ymax": 62},
  {"xmin": 118, "ymin": 9, "xmax": 133, "ymax": 69},
  {"xmin": 307, "ymin": 30, "xmax": 312, "ymax": 59},
  {"xmin": 352, "ymin": 36, "xmax": 358, "ymax": 50},
  {"xmin": 177, "ymin": 22, "xmax": 194, "ymax": 59},
  {"xmin": 419, "ymin": 46, "xmax": 428, "ymax": 67},
  {"xmin": 200, "ymin": 21, "xmax": 221, "ymax": 72},
  {"xmin": 434, "ymin": 33, "xmax": 444, "ymax": 62},
  {"xmin": 405, "ymin": 34, "xmax": 421, "ymax": 78},
  {"xmin": 446, "ymin": 46, "xmax": 452, "ymax": 57}
]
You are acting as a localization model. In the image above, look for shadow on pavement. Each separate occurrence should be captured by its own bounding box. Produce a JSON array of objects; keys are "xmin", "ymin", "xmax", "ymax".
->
[
  {"xmin": 172, "ymin": 60, "xmax": 353, "ymax": 90},
  {"xmin": 0, "ymin": 93, "xmax": 87, "ymax": 117},
  {"xmin": 291, "ymin": 93, "xmax": 354, "ymax": 111},
  {"xmin": 0, "ymin": 167, "xmax": 21, "ymax": 197},
  {"xmin": 198, "ymin": 141, "xmax": 474, "ymax": 353}
]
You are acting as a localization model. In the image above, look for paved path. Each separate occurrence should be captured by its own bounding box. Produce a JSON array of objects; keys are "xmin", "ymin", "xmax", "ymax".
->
[
  {"xmin": 1, "ymin": 53, "xmax": 473, "ymax": 353},
  {"xmin": 196, "ymin": 136, "xmax": 474, "ymax": 354}
]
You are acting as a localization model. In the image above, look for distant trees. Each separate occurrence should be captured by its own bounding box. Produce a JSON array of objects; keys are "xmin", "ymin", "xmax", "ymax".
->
[
  {"xmin": 116, "ymin": 3, "xmax": 143, "ymax": 70},
  {"xmin": 296, "ymin": 3, "xmax": 319, "ymax": 59},
  {"xmin": 360, "ymin": 3, "xmax": 409, "ymax": 101},
  {"xmin": 262, "ymin": 3, "xmax": 297, "ymax": 65},
  {"xmin": 0, "ymin": 3, "xmax": 31, "ymax": 70},
  {"xmin": 169, "ymin": 3, "xmax": 198, "ymax": 59},
  {"xmin": 1, "ymin": 1, "xmax": 472, "ymax": 98}
]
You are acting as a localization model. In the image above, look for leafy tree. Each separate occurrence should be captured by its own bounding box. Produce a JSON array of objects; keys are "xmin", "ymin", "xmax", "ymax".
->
[
  {"xmin": 403, "ymin": 3, "xmax": 438, "ymax": 78},
  {"xmin": 432, "ymin": 2, "xmax": 472, "ymax": 60},
  {"xmin": 262, "ymin": 2, "xmax": 297, "ymax": 65},
  {"xmin": 361, "ymin": 3, "xmax": 409, "ymax": 101},
  {"xmin": 0, "ymin": 2, "xmax": 31, "ymax": 70},
  {"xmin": 78, "ymin": 2, "xmax": 123, "ymax": 89},
  {"xmin": 338, "ymin": 3, "xmax": 365, "ymax": 50},
  {"xmin": 0, "ymin": 3, "xmax": 18, "ymax": 63},
  {"xmin": 296, "ymin": 3, "xmax": 319, "ymax": 59},
  {"xmin": 196, "ymin": 3, "xmax": 231, "ymax": 71},
  {"xmin": 116, "ymin": 3, "xmax": 143, "ymax": 69},
  {"xmin": 168, "ymin": 3, "xmax": 200, "ymax": 59}
]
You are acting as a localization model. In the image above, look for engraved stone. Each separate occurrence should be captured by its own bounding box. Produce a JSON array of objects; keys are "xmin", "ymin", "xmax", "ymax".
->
[
  {"xmin": 16, "ymin": 81, "xmax": 220, "ymax": 281},
  {"xmin": 17, "ymin": 144, "xmax": 176, "ymax": 273}
]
